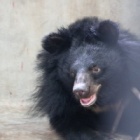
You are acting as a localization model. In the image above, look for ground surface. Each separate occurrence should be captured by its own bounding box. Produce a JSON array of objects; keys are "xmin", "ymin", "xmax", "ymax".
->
[{"xmin": 0, "ymin": 103, "xmax": 60, "ymax": 140}]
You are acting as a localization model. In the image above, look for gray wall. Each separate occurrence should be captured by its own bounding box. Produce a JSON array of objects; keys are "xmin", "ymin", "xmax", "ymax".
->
[{"xmin": 0, "ymin": 0, "xmax": 140, "ymax": 139}]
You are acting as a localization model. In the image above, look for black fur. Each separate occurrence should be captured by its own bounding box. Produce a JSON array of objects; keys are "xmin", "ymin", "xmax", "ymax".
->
[{"xmin": 34, "ymin": 17, "xmax": 140, "ymax": 140}]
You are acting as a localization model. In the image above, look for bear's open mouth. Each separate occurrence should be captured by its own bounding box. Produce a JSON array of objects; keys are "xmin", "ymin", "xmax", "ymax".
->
[{"xmin": 80, "ymin": 94, "xmax": 97, "ymax": 107}]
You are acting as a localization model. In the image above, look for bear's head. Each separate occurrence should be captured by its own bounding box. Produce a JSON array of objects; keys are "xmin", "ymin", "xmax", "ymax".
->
[{"xmin": 41, "ymin": 18, "xmax": 127, "ymax": 111}]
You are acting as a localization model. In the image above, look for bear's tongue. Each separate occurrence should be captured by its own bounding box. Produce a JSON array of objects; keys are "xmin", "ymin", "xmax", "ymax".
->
[{"xmin": 80, "ymin": 94, "xmax": 96, "ymax": 107}]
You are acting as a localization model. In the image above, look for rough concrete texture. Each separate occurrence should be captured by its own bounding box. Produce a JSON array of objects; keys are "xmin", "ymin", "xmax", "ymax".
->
[{"xmin": 0, "ymin": 0, "xmax": 140, "ymax": 139}]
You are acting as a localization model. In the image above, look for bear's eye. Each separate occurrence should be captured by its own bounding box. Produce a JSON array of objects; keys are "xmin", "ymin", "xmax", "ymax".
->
[{"xmin": 92, "ymin": 66, "xmax": 101, "ymax": 74}]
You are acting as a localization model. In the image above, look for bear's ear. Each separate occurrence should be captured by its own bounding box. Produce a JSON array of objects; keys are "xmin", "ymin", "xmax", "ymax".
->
[
  {"xmin": 42, "ymin": 29, "xmax": 71, "ymax": 53},
  {"xmin": 95, "ymin": 20, "xmax": 119, "ymax": 44}
]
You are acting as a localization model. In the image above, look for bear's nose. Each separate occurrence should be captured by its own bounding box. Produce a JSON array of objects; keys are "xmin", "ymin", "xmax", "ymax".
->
[
  {"xmin": 73, "ymin": 83, "xmax": 89, "ymax": 97},
  {"xmin": 73, "ymin": 89, "xmax": 88, "ymax": 97},
  {"xmin": 72, "ymin": 71, "xmax": 91, "ymax": 97}
]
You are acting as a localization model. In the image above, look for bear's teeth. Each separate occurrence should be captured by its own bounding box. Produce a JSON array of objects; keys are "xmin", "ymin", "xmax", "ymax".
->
[{"xmin": 80, "ymin": 94, "xmax": 97, "ymax": 107}]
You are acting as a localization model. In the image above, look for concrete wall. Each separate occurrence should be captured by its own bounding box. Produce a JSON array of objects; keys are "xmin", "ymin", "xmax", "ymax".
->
[{"xmin": 0, "ymin": 0, "xmax": 140, "ymax": 139}]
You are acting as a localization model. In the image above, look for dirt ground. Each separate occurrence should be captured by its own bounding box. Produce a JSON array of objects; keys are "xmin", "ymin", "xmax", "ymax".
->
[{"xmin": 0, "ymin": 103, "xmax": 61, "ymax": 140}]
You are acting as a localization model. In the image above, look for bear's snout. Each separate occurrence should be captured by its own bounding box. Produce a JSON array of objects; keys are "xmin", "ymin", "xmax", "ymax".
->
[
  {"xmin": 73, "ymin": 72, "xmax": 91, "ymax": 98},
  {"xmin": 73, "ymin": 83, "xmax": 89, "ymax": 98}
]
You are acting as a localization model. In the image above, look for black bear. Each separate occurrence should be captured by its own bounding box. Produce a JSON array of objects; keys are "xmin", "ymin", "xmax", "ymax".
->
[{"xmin": 34, "ymin": 17, "xmax": 140, "ymax": 140}]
